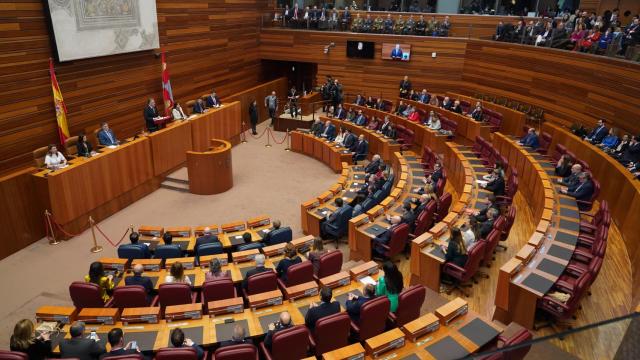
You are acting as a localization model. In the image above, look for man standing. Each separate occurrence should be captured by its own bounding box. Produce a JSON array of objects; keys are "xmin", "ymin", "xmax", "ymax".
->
[
  {"xmin": 288, "ymin": 86, "xmax": 299, "ymax": 118},
  {"xmin": 399, "ymin": 75, "xmax": 411, "ymax": 98},
  {"xmin": 143, "ymin": 98, "xmax": 159, "ymax": 132},
  {"xmin": 60, "ymin": 322, "xmax": 106, "ymax": 360},
  {"xmin": 249, "ymin": 100, "xmax": 258, "ymax": 135},
  {"xmin": 264, "ymin": 91, "xmax": 278, "ymax": 126}
]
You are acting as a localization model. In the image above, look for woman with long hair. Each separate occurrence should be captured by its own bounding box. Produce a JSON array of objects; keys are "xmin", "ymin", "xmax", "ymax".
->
[
  {"xmin": 10, "ymin": 319, "xmax": 52, "ymax": 360},
  {"xmin": 84, "ymin": 261, "xmax": 114, "ymax": 302},
  {"xmin": 376, "ymin": 261, "xmax": 404, "ymax": 312},
  {"xmin": 44, "ymin": 144, "xmax": 67, "ymax": 169},
  {"xmin": 307, "ymin": 237, "xmax": 328, "ymax": 275},
  {"xmin": 165, "ymin": 262, "xmax": 192, "ymax": 285}
]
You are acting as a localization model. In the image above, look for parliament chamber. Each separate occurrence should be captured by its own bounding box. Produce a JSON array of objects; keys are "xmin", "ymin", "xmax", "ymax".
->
[{"xmin": 2, "ymin": 1, "xmax": 640, "ymax": 360}]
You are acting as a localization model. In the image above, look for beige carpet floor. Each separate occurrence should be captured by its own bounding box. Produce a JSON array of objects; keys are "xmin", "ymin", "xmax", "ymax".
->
[{"xmin": 0, "ymin": 122, "xmax": 339, "ymax": 348}]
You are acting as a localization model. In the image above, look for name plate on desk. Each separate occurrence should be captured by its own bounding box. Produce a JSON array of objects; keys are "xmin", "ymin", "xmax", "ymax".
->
[
  {"xmin": 285, "ymin": 281, "xmax": 319, "ymax": 300},
  {"xmin": 429, "ymin": 222, "xmax": 448, "ymax": 237},
  {"xmin": 138, "ymin": 225, "xmax": 163, "ymax": 237},
  {"xmin": 199, "ymin": 254, "xmax": 228, "ymax": 266},
  {"xmin": 121, "ymin": 307, "xmax": 160, "ymax": 325},
  {"xmin": 322, "ymin": 343, "xmax": 365, "ymax": 360},
  {"xmin": 248, "ymin": 290, "xmax": 283, "ymax": 309},
  {"xmin": 222, "ymin": 221, "xmax": 246, "ymax": 232},
  {"xmin": 262, "ymin": 243, "xmax": 286, "ymax": 257},
  {"xmin": 165, "ymin": 304, "xmax": 203, "ymax": 322},
  {"xmin": 36, "ymin": 306, "xmax": 77, "ymax": 325},
  {"xmin": 364, "ymin": 328, "xmax": 405, "ymax": 357},
  {"xmin": 247, "ymin": 216, "xmax": 270, "ymax": 228},
  {"xmin": 165, "ymin": 257, "xmax": 195, "ymax": 270},
  {"xmin": 349, "ymin": 261, "xmax": 379, "ymax": 280},
  {"xmin": 528, "ymin": 232, "xmax": 544, "ymax": 249},
  {"xmin": 131, "ymin": 259, "xmax": 161, "ymax": 272},
  {"xmin": 442, "ymin": 212, "xmax": 459, "ymax": 226},
  {"xmin": 320, "ymin": 271, "xmax": 351, "ymax": 289},
  {"xmin": 78, "ymin": 308, "xmax": 119, "ymax": 325},
  {"xmin": 194, "ymin": 225, "xmax": 220, "ymax": 236},
  {"xmin": 99, "ymin": 258, "xmax": 127, "ymax": 272},
  {"xmin": 401, "ymin": 313, "xmax": 440, "ymax": 342},
  {"xmin": 351, "ymin": 214, "xmax": 370, "ymax": 227},
  {"xmin": 366, "ymin": 205, "xmax": 385, "ymax": 220},
  {"xmin": 435, "ymin": 298, "xmax": 468, "ymax": 326},
  {"xmin": 208, "ymin": 297, "xmax": 244, "ymax": 315},
  {"xmin": 232, "ymin": 249, "xmax": 260, "ymax": 263},
  {"xmin": 166, "ymin": 227, "xmax": 191, "ymax": 237},
  {"xmin": 317, "ymin": 191, "xmax": 334, "ymax": 203},
  {"xmin": 291, "ymin": 235, "xmax": 314, "ymax": 252},
  {"xmin": 516, "ymin": 244, "xmax": 536, "ymax": 264}
]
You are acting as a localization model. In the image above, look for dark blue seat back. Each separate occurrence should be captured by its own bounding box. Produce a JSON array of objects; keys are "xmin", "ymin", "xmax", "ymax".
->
[
  {"xmin": 154, "ymin": 245, "xmax": 182, "ymax": 259},
  {"xmin": 266, "ymin": 227, "xmax": 293, "ymax": 245},
  {"xmin": 237, "ymin": 242, "xmax": 263, "ymax": 251},
  {"xmin": 196, "ymin": 242, "xmax": 224, "ymax": 256},
  {"xmin": 117, "ymin": 244, "xmax": 146, "ymax": 260},
  {"xmin": 361, "ymin": 198, "xmax": 375, "ymax": 212},
  {"xmin": 373, "ymin": 190, "xmax": 385, "ymax": 203}
]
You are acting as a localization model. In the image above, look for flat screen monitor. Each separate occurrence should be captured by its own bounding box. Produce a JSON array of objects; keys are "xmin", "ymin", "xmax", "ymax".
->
[
  {"xmin": 382, "ymin": 43, "xmax": 411, "ymax": 61},
  {"xmin": 346, "ymin": 40, "xmax": 375, "ymax": 59}
]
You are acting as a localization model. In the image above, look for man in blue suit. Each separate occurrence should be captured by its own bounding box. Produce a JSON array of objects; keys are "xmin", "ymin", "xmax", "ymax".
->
[
  {"xmin": 519, "ymin": 127, "xmax": 540, "ymax": 149},
  {"xmin": 342, "ymin": 129, "xmax": 357, "ymax": 149},
  {"xmin": 418, "ymin": 89, "xmax": 431, "ymax": 104},
  {"xmin": 354, "ymin": 110, "xmax": 367, "ymax": 126},
  {"xmin": 352, "ymin": 135, "xmax": 368, "ymax": 162},
  {"xmin": 372, "ymin": 216, "xmax": 401, "ymax": 257},
  {"xmin": 124, "ymin": 264, "xmax": 154, "ymax": 299},
  {"xmin": 127, "ymin": 232, "xmax": 151, "ymax": 258},
  {"xmin": 585, "ymin": 119, "xmax": 608, "ymax": 144},
  {"xmin": 206, "ymin": 89, "xmax": 221, "ymax": 108},
  {"xmin": 390, "ymin": 44, "xmax": 403, "ymax": 59},
  {"xmin": 561, "ymin": 172, "xmax": 594, "ymax": 210},
  {"xmin": 192, "ymin": 99, "xmax": 206, "ymax": 114},
  {"xmin": 345, "ymin": 284, "xmax": 375, "ymax": 323},
  {"xmin": 195, "ymin": 227, "xmax": 220, "ymax": 252},
  {"xmin": 97, "ymin": 122, "xmax": 118, "ymax": 146},
  {"xmin": 320, "ymin": 120, "xmax": 336, "ymax": 140},
  {"xmin": 334, "ymin": 104, "xmax": 346, "ymax": 119}
]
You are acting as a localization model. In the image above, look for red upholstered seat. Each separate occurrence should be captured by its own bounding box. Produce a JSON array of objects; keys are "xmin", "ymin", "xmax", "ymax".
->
[
  {"xmin": 350, "ymin": 296, "xmax": 390, "ymax": 341},
  {"xmin": 443, "ymin": 241, "xmax": 487, "ymax": 297},
  {"xmin": 213, "ymin": 344, "xmax": 258, "ymax": 360},
  {"xmin": 112, "ymin": 285, "xmax": 158, "ymax": 308},
  {"xmin": 0, "ymin": 350, "xmax": 28, "ymax": 360},
  {"xmin": 315, "ymin": 250, "xmax": 343, "ymax": 279},
  {"xmin": 69, "ymin": 281, "xmax": 112, "ymax": 309},
  {"xmin": 201, "ymin": 278, "xmax": 237, "ymax": 313},
  {"xmin": 242, "ymin": 271, "xmax": 278, "ymax": 299},
  {"xmin": 388, "ymin": 285, "xmax": 426, "ymax": 326},
  {"xmin": 259, "ymin": 325, "xmax": 310, "ymax": 360},
  {"xmin": 158, "ymin": 283, "xmax": 196, "ymax": 308},
  {"xmin": 309, "ymin": 312, "xmax": 351, "ymax": 356},
  {"xmin": 155, "ymin": 347, "xmax": 198, "ymax": 360}
]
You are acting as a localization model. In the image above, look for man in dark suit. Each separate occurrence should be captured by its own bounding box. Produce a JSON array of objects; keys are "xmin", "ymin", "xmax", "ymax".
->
[
  {"xmin": 195, "ymin": 227, "xmax": 219, "ymax": 252},
  {"xmin": 471, "ymin": 194, "xmax": 500, "ymax": 223},
  {"xmin": 561, "ymin": 172, "xmax": 595, "ymax": 210},
  {"xmin": 206, "ymin": 89, "xmax": 221, "ymax": 108},
  {"xmin": 192, "ymin": 99, "xmax": 206, "ymax": 114},
  {"xmin": 585, "ymin": 119, "xmax": 608, "ymax": 144},
  {"xmin": 477, "ymin": 208, "xmax": 499, "ymax": 239},
  {"xmin": 154, "ymin": 233, "xmax": 183, "ymax": 259},
  {"xmin": 354, "ymin": 110, "xmax": 367, "ymax": 126},
  {"xmin": 320, "ymin": 120, "xmax": 336, "ymax": 140},
  {"xmin": 620, "ymin": 136, "xmax": 640, "ymax": 165},
  {"xmin": 395, "ymin": 100, "xmax": 407, "ymax": 115},
  {"xmin": 390, "ymin": 44, "xmax": 403, "ymax": 59},
  {"xmin": 346, "ymin": 284, "xmax": 376, "ymax": 323},
  {"xmin": 128, "ymin": 232, "xmax": 151, "ymax": 258},
  {"xmin": 236, "ymin": 232, "xmax": 262, "ymax": 252},
  {"xmin": 264, "ymin": 311, "xmax": 293, "ymax": 350},
  {"xmin": 219, "ymin": 325, "xmax": 252, "ymax": 348},
  {"xmin": 320, "ymin": 198, "xmax": 348, "ymax": 239},
  {"xmin": 352, "ymin": 135, "xmax": 369, "ymax": 163},
  {"xmin": 99, "ymin": 328, "xmax": 140, "ymax": 359},
  {"xmin": 170, "ymin": 328, "xmax": 204, "ymax": 360},
  {"xmin": 399, "ymin": 75, "xmax": 411, "ymax": 98},
  {"xmin": 288, "ymin": 86, "xmax": 299, "ymax": 117},
  {"xmin": 378, "ymin": 116, "xmax": 392, "ymax": 134},
  {"xmin": 310, "ymin": 119, "xmax": 323, "ymax": 136},
  {"xmin": 365, "ymin": 154, "xmax": 382, "ymax": 174},
  {"xmin": 519, "ymin": 127, "xmax": 540, "ymax": 149},
  {"xmin": 558, "ymin": 164, "xmax": 583, "ymax": 187},
  {"xmin": 305, "ymin": 287, "xmax": 341, "ymax": 331},
  {"xmin": 261, "ymin": 220, "xmax": 292, "ymax": 245},
  {"xmin": 242, "ymin": 254, "xmax": 269, "ymax": 290},
  {"xmin": 482, "ymin": 169, "xmax": 505, "ymax": 196},
  {"xmin": 342, "ymin": 129, "xmax": 357, "ymax": 149},
  {"xmin": 143, "ymin": 98, "xmax": 160, "ymax": 132},
  {"xmin": 418, "ymin": 89, "xmax": 431, "ymax": 104},
  {"xmin": 412, "ymin": 194, "xmax": 430, "ymax": 215},
  {"xmin": 97, "ymin": 122, "xmax": 118, "ymax": 146},
  {"xmin": 60, "ymin": 322, "xmax": 106, "ymax": 360},
  {"xmin": 334, "ymin": 104, "xmax": 346, "ymax": 119},
  {"xmin": 397, "ymin": 203, "xmax": 416, "ymax": 232},
  {"xmin": 441, "ymin": 96, "xmax": 453, "ymax": 111},
  {"xmin": 124, "ymin": 264, "xmax": 154, "ymax": 298},
  {"xmin": 373, "ymin": 216, "xmax": 402, "ymax": 257}
]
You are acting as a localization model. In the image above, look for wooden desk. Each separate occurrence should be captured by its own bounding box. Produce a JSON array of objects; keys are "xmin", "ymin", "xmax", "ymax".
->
[
  {"xmin": 299, "ymin": 91, "xmax": 322, "ymax": 116},
  {"xmin": 446, "ymin": 92, "xmax": 525, "ymax": 137},
  {"xmin": 328, "ymin": 113, "xmax": 402, "ymax": 162},
  {"xmin": 189, "ymin": 101, "xmax": 241, "ymax": 151},
  {"xmin": 291, "ymin": 131, "xmax": 351, "ymax": 173},
  {"xmin": 147, "ymin": 120, "xmax": 193, "ymax": 176},
  {"xmin": 32, "ymin": 137, "xmax": 153, "ymax": 232}
]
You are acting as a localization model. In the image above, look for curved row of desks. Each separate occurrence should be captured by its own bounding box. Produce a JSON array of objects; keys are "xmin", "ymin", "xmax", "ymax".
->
[
  {"xmin": 491, "ymin": 133, "xmax": 581, "ymax": 329},
  {"xmin": 445, "ymin": 92, "xmax": 526, "ymax": 137},
  {"xmin": 31, "ymin": 102, "xmax": 242, "ymax": 233},
  {"xmin": 541, "ymin": 122, "xmax": 640, "ymax": 307}
]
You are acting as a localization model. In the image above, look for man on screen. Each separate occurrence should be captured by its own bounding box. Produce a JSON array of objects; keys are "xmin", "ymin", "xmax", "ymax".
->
[{"xmin": 390, "ymin": 44, "xmax": 403, "ymax": 59}]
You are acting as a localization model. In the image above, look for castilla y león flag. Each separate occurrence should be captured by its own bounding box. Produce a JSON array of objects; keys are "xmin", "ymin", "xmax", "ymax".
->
[{"xmin": 161, "ymin": 51, "xmax": 174, "ymax": 116}]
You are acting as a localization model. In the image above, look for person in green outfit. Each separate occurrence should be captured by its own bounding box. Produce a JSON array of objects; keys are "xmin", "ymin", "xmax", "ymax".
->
[{"xmin": 375, "ymin": 261, "xmax": 404, "ymax": 312}]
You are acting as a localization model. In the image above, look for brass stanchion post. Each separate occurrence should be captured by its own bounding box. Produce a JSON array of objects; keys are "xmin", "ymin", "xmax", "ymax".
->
[
  {"xmin": 285, "ymin": 129, "xmax": 291, "ymax": 151},
  {"xmin": 241, "ymin": 122, "xmax": 248, "ymax": 143},
  {"xmin": 89, "ymin": 216, "xmax": 103, "ymax": 253},
  {"xmin": 265, "ymin": 128, "xmax": 272, "ymax": 148},
  {"xmin": 45, "ymin": 210, "xmax": 59, "ymax": 245}
]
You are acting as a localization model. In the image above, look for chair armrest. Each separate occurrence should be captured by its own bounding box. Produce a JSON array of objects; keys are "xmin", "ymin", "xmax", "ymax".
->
[
  {"xmin": 308, "ymin": 334, "xmax": 316, "ymax": 349},
  {"xmin": 149, "ymin": 295, "xmax": 159, "ymax": 307},
  {"xmin": 259, "ymin": 342, "xmax": 273, "ymax": 360},
  {"xmin": 572, "ymin": 249, "xmax": 594, "ymax": 264},
  {"xmin": 576, "ymin": 200, "xmax": 593, "ymax": 208},
  {"xmin": 190, "ymin": 291, "xmax": 198, "ymax": 303},
  {"xmin": 379, "ymin": 243, "xmax": 391, "ymax": 251},
  {"xmin": 350, "ymin": 320, "xmax": 360, "ymax": 334},
  {"xmin": 554, "ymin": 280, "xmax": 575, "ymax": 294},
  {"xmin": 104, "ymin": 298, "xmax": 114, "ymax": 308},
  {"xmin": 577, "ymin": 233, "xmax": 596, "ymax": 242},
  {"xmin": 443, "ymin": 263, "xmax": 466, "ymax": 279},
  {"xmin": 388, "ymin": 312, "xmax": 398, "ymax": 324}
]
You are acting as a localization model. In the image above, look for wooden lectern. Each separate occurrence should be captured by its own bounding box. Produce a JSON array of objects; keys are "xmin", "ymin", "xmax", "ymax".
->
[{"xmin": 187, "ymin": 139, "xmax": 233, "ymax": 195}]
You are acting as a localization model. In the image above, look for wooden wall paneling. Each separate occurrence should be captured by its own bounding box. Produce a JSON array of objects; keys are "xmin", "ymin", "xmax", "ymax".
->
[
  {"xmin": 222, "ymin": 77, "xmax": 288, "ymax": 130},
  {"xmin": 0, "ymin": 0, "xmax": 268, "ymax": 172},
  {"xmin": 190, "ymin": 101, "xmax": 242, "ymax": 151},
  {"xmin": 148, "ymin": 120, "xmax": 193, "ymax": 176}
]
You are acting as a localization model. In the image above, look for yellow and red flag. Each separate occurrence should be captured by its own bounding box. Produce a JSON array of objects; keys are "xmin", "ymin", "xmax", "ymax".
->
[{"xmin": 49, "ymin": 58, "xmax": 70, "ymax": 144}]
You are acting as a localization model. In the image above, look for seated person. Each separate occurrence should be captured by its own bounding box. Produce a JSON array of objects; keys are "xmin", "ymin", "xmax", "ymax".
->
[
  {"xmin": 598, "ymin": 128, "xmax": 619, "ymax": 150},
  {"xmin": 192, "ymin": 98, "xmax": 206, "ymax": 114},
  {"xmin": 242, "ymin": 254, "xmax": 269, "ymax": 290},
  {"xmin": 468, "ymin": 194, "xmax": 500, "ymax": 223},
  {"xmin": 169, "ymin": 328, "xmax": 204, "ymax": 360},
  {"xmin": 310, "ymin": 119, "xmax": 323, "ymax": 136},
  {"xmin": 346, "ymin": 284, "xmax": 376, "ymax": 323},
  {"xmin": 276, "ymin": 243, "xmax": 302, "ymax": 282},
  {"xmin": 441, "ymin": 228, "xmax": 468, "ymax": 274},
  {"xmin": 451, "ymin": 100, "xmax": 463, "ymax": 114},
  {"xmin": 460, "ymin": 223, "xmax": 477, "ymax": 250},
  {"xmin": 350, "ymin": 193, "xmax": 367, "ymax": 218},
  {"xmin": 585, "ymin": 119, "xmax": 608, "ymax": 144},
  {"xmin": 206, "ymin": 89, "xmax": 221, "ymax": 108},
  {"xmin": 341, "ymin": 129, "xmax": 357, "ymax": 149},
  {"xmin": 171, "ymin": 103, "xmax": 187, "ymax": 120},
  {"xmin": 396, "ymin": 202, "xmax": 416, "ymax": 232},
  {"xmin": 440, "ymin": 96, "xmax": 453, "ymax": 111},
  {"xmin": 480, "ymin": 168, "xmax": 505, "ymax": 196},
  {"xmin": 408, "ymin": 109, "xmax": 421, "ymax": 122},
  {"xmin": 373, "ymin": 216, "xmax": 402, "ymax": 258},
  {"xmin": 320, "ymin": 120, "xmax": 336, "ymax": 140},
  {"xmin": 426, "ymin": 112, "xmax": 441, "ymax": 130},
  {"xmin": 618, "ymin": 136, "xmax": 640, "ymax": 165},
  {"xmin": 365, "ymin": 154, "xmax": 382, "ymax": 174},
  {"xmin": 60, "ymin": 321, "xmax": 106, "ymax": 360},
  {"xmin": 354, "ymin": 110, "xmax": 367, "ymax": 126},
  {"xmin": 351, "ymin": 135, "xmax": 369, "ymax": 162},
  {"xmin": 376, "ymin": 261, "xmax": 403, "ymax": 312},
  {"xmin": 124, "ymin": 264, "xmax": 154, "ymax": 298},
  {"xmin": 519, "ymin": 128, "xmax": 540, "ymax": 149},
  {"xmin": 219, "ymin": 325, "xmax": 252, "ymax": 348},
  {"xmin": 558, "ymin": 164, "xmax": 583, "ymax": 187},
  {"xmin": 367, "ymin": 116, "xmax": 380, "ymax": 130},
  {"xmin": 264, "ymin": 311, "xmax": 293, "ymax": 350},
  {"xmin": 195, "ymin": 227, "xmax": 219, "ymax": 252},
  {"xmin": 402, "ymin": 105, "xmax": 414, "ymax": 117},
  {"xmin": 99, "ymin": 328, "xmax": 140, "ymax": 359},
  {"xmin": 555, "ymin": 154, "xmax": 574, "ymax": 178},
  {"xmin": 44, "ymin": 144, "xmax": 67, "ymax": 170},
  {"xmin": 411, "ymin": 194, "xmax": 432, "ymax": 215},
  {"xmin": 10, "ymin": 319, "xmax": 52, "ymax": 360},
  {"xmin": 418, "ymin": 89, "xmax": 431, "ymax": 104},
  {"xmin": 378, "ymin": 116, "xmax": 392, "ymax": 134},
  {"xmin": 365, "ymin": 96, "xmax": 375, "ymax": 108},
  {"xmin": 85, "ymin": 262, "xmax": 114, "ymax": 303},
  {"xmin": 155, "ymin": 233, "xmax": 182, "ymax": 258},
  {"xmin": 305, "ymin": 287, "xmax": 340, "ymax": 331},
  {"xmin": 608, "ymin": 134, "xmax": 630, "ymax": 156},
  {"xmin": 384, "ymin": 123, "xmax": 397, "ymax": 139},
  {"xmin": 165, "ymin": 262, "xmax": 192, "ymax": 285},
  {"xmin": 205, "ymin": 258, "xmax": 230, "ymax": 281},
  {"xmin": 121, "ymin": 231, "xmax": 151, "ymax": 258},
  {"xmin": 470, "ymin": 102, "xmax": 483, "ymax": 121},
  {"xmin": 354, "ymin": 94, "xmax": 365, "ymax": 106},
  {"xmin": 307, "ymin": 237, "xmax": 329, "ymax": 275},
  {"xmin": 334, "ymin": 104, "xmax": 346, "ymax": 119},
  {"xmin": 395, "ymin": 101, "xmax": 407, "ymax": 115},
  {"xmin": 261, "ymin": 220, "xmax": 291, "ymax": 245},
  {"xmin": 375, "ymin": 98, "xmax": 386, "ymax": 110},
  {"xmin": 476, "ymin": 208, "xmax": 499, "ymax": 239},
  {"xmin": 76, "ymin": 133, "xmax": 95, "ymax": 158},
  {"xmin": 97, "ymin": 122, "xmax": 119, "ymax": 146},
  {"xmin": 236, "ymin": 232, "xmax": 262, "ymax": 251},
  {"xmin": 333, "ymin": 128, "xmax": 344, "ymax": 144},
  {"xmin": 560, "ymin": 172, "xmax": 595, "ymax": 208}
]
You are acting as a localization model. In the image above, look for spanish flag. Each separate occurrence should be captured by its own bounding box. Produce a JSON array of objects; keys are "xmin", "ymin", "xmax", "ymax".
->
[{"xmin": 49, "ymin": 58, "xmax": 70, "ymax": 144}]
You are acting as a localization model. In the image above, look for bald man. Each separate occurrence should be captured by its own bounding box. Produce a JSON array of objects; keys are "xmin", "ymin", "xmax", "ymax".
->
[
  {"xmin": 195, "ymin": 227, "xmax": 220, "ymax": 252},
  {"xmin": 264, "ymin": 311, "xmax": 293, "ymax": 349},
  {"xmin": 124, "ymin": 264, "xmax": 154, "ymax": 299},
  {"xmin": 373, "ymin": 215, "xmax": 402, "ymax": 257},
  {"xmin": 219, "ymin": 324, "xmax": 251, "ymax": 348}
]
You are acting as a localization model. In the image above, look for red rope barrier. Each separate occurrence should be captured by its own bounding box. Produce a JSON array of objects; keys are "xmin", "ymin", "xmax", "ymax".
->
[
  {"xmin": 44, "ymin": 211, "xmax": 127, "ymax": 248},
  {"xmin": 94, "ymin": 223, "xmax": 128, "ymax": 248},
  {"xmin": 246, "ymin": 126, "xmax": 269, "ymax": 140},
  {"xmin": 268, "ymin": 128, "xmax": 289, "ymax": 144}
]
